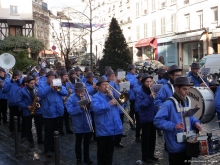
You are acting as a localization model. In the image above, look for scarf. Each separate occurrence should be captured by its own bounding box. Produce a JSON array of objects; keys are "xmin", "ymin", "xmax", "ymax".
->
[
  {"xmin": 27, "ymin": 86, "xmax": 35, "ymax": 100},
  {"xmin": 142, "ymin": 85, "xmax": 151, "ymax": 95},
  {"xmin": 173, "ymin": 91, "xmax": 186, "ymax": 106},
  {"xmin": 0, "ymin": 76, "xmax": 5, "ymax": 80}
]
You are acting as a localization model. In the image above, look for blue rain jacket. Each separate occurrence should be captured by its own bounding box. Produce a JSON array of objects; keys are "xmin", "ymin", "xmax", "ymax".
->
[
  {"xmin": 134, "ymin": 82, "xmax": 141, "ymax": 112},
  {"xmin": 39, "ymin": 75, "xmax": 46, "ymax": 83},
  {"xmin": 3, "ymin": 79, "xmax": 22, "ymax": 106},
  {"xmin": 215, "ymin": 86, "xmax": 220, "ymax": 113},
  {"xmin": 38, "ymin": 82, "xmax": 68, "ymax": 118},
  {"xmin": 32, "ymin": 71, "xmax": 39, "ymax": 77},
  {"xmin": 85, "ymin": 82, "xmax": 97, "ymax": 96},
  {"xmin": 17, "ymin": 86, "xmax": 42, "ymax": 116},
  {"xmin": 136, "ymin": 89, "xmax": 156, "ymax": 123},
  {"xmin": 157, "ymin": 78, "xmax": 168, "ymax": 85},
  {"xmin": 0, "ymin": 77, "xmax": 9, "ymax": 99},
  {"xmin": 66, "ymin": 93, "xmax": 92, "ymax": 133},
  {"xmin": 154, "ymin": 99, "xmax": 200, "ymax": 154},
  {"xmin": 91, "ymin": 91, "xmax": 122, "ymax": 137},
  {"xmin": 186, "ymin": 71, "xmax": 209, "ymax": 87},
  {"xmin": 154, "ymin": 83, "xmax": 173, "ymax": 108},
  {"xmin": 82, "ymin": 77, "xmax": 98, "ymax": 84},
  {"xmin": 126, "ymin": 72, "xmax": 137, "ymax": 100}
]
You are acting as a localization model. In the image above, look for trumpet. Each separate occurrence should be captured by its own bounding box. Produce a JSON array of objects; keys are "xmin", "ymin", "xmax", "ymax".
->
[
  {"xmin": 106, "ymin": 87, "xmax": 134, "ymax": 125},
  {"xmin": 30, "ymin": 88, "xmax": 40, "ymax": 115},
  {"xmin": 53, "ymin": 86, "xmax": 61, "ymax": 91},
  {"xmin": 79, "ymin": 89, "xmax": 94, "ymax": 132},
  {"xmin": 108, "ymin": 84, "xmax": 129, "ymax": 104}
]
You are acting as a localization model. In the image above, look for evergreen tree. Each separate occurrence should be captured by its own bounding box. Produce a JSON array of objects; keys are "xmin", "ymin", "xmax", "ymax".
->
[{"xmin": 99, "ymin": 17, "xmax": 132, "ymax": 75}]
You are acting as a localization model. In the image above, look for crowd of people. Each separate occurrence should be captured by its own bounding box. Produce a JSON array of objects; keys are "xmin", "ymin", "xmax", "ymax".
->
[{"xmin": 0, "ymin": 61, "xmax": 218, "ymax": 165}]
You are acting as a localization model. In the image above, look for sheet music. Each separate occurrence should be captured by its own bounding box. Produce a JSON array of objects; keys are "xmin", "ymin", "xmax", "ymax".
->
[
  {"xmin": 151, "ymin": 84, "xmax": 163, "ymax": 93},
  {"xmin": 117, "ymin": 71, "xmax": 126, "ymax": 80},
  {"xmin": 52, "ymin": 78, "xmax": 62, "ymax": 86},
  {"xmin": 200, "ymin": 68, "xmax": 210, "ymax": 75},
  {"xmin": 119, "ymin": 81, "xmax": 130, "ymax": 92},
  {"xmin": 153, "ymin": 75, "xmax": 158, "ymax": 82}
]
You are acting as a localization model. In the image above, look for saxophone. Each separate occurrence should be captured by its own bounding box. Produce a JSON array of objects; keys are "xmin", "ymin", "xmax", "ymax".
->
[{"xmin": 30, "ymin": 89, "xmax": 41, "ymax": 115}]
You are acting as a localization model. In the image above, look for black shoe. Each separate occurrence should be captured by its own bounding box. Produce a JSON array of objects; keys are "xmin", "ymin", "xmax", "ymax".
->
[
  {"xmin": 130, "ymin": 125, "xmax": 136, "ymax": 130},
  {"xmin": 59, "ymin": 130, "xmax": 64, "ymax": 135},
  {"xmin": 157, "ymin": 130, "xmax": 163, "ymax": 136},
  {"xmin": 66, "ymin": 129, "xmax": 73, "ymax": 134},
  {"xmin": 29, "ymin": 142, "xmax": 34, "ymax": 148},
  {"xmin": 121, "ymin": 134, "xmax": 127, "ymax": 137},
  {"xmin": 142, "ymin": 158, "xmax": 152, "ymax": 163},
  {"xmin": 38, "ymin": 140, "xmax": 44, "ymax": 144},
  {"xmin": 77, "ymin": 159, "xmax": 82, "ymax": 165},
  {"xmin": 135, "ymin": 137, "xmax": 141, "ymax": 142},
  {"xmin": 150, "ymin": 156, "xmax": 159, "ymax": 161},
  {"xmin": 84, "ymin": 158, "xmax": 93, "ymax": 164},
  {"xmin": 45, "ymin": 151, "xmax": 52, "ymax": 157},
  {"xmin": 115, "ymin": 143, "xmax": 124, "ymax": 148}
]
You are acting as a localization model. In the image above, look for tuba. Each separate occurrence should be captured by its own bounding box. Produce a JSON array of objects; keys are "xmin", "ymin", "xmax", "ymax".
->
[{"xmin": 30, "ymin": 88, "xmax": 40, "ymax": 115}]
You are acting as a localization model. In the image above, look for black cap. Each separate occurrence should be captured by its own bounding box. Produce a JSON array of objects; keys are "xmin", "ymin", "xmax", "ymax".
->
[
  {"xmin": 22, "ymin": 77, "xmax": 28, "ymax": 84},
  {"xmin": 46, "ymin": 71, "xmax": 56, "ymax": 77},
  {"xmin": 69, "ymin": 69, "xmax": 76, "ymax": 75},
  {"xmin": 157, "ymin": 68, "xmax": 166, "ymax": 74},
  {"xmin": 84, "ymin": 66, "xmax": 91, "ymax": 72},
  {"xmin": 74, "ymin": 66, "xmax": 81, "ymax": 72},
  {"xmin": 60, "ymin": 70, "xmax": 68, "ymax": 76},
  {"xmin": 26, "ymin": 76, "xmax": 35, "ymax": 82},
  {"xmin": 32, "ymin": 75, "xmax": 38, "ymax": 79},
  {"xmin": 74, "ymin": 82, "xmax": 85, "ymax": 90},
  {"xmin": 86, "ymin": 72, "xmax": 94, "ymax": 78},
  {"xmin": 167, "ymin": 65, "xmax": 182, "ymax": 74},
  {"xmin": 137, "ymin": 73, "xmax": 144, "ymax": 79},
  {"xmin": 12, "ymin": 70, "xmax": 20, "ymax": 77},
  {"xmin": 40, "ymin": 68, "xmax": 46, "ymax": 73},
  {"xmin": 128, "ymin": 64, "xmax": 135, "ymax": 70},
  {"xmin": 0, "ymin": 67, "xmax": 5, "ymax": 73},
  {"xmin": 190, "ymin": 62, "xmax": 200, "ymax": 69},
  {"xmin": 106, "ymin": 69, "xmax": 115, "ymax": 76},
  {"xmin": 141, "ymin": 73, "xmax": 153, "ymax": 83},
  {"xmin": 173, "ymin": 77, "xmax": 193, "ymax": 86},
  {"xmin": 104, "ymin": 66, "xmax": 112, "ymax": 72},
  {"xmin": 96, "ymin": 77, "xmax": 109, "ymax": 86}
]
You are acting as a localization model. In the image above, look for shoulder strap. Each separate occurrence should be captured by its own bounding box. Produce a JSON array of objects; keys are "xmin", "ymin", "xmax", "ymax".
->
[
  {"xmin": 167, "ymin": 82, "xmax": 174, "ymax": 94},
  {"xmin": 167, "ymin": 96, "xmax": 192, "ymax": 112}
]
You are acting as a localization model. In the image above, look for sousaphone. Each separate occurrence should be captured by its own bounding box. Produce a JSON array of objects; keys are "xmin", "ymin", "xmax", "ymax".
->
[{"xmin": 0, "ymin": 53, "xmax": 16, "ymax": 69}]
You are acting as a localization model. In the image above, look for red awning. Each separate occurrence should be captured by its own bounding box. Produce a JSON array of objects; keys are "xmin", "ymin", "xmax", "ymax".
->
[{"xmin": 135, "ymin": 37, "xmax": 156, "ymax": 48}]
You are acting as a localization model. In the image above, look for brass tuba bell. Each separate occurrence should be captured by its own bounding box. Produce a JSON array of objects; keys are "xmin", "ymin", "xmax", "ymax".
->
[{"xmin": 53, "ymin": 86, "xmax": 61, "ymax": 92}]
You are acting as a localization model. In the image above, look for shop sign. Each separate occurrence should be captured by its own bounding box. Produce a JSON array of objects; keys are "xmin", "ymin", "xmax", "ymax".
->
[{"xmin": 172, "ymin": 36, "xmax": 201, "ymax": 43}]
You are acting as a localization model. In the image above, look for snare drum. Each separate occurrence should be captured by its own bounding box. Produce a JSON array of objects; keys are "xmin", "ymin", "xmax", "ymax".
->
[{"xmin": 188, "ymin": 87, "xmax": 215, "ymax": 123}]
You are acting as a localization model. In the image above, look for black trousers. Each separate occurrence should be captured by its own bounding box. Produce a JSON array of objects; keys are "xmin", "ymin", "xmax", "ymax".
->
[
  {"xmin": 135, "ymin": 112, "xmax": 141, "ymax": 138},
  {"xmin": 129, "ymin": 100, "xmax": 136, "ymax": 127},
  {"xmin": 169, "ymin": 152, "xmax": 191, "ymax": 165},
  {"xmin": 23, "ymin": 114, "xmax": 43, "ymax": 142},
  {"xmin": 96, "ymin": 136, "xmax": 115, "ymax": 165},
  {"xmin": 75, "ymin": 132, "xmax": 92, "ymax": 160},
  {"xmin": 44, "ymin": 117, "xmax": 59, "ymax": 153},
  {"xmin": 9, "ymin": 106, "xmax": 20, "ymax": 132},
  {"xmin": 0, "ymin": 99, "xmax": 7, "ymax": 123},
  {"xmin": 141, "ymin": 122, "xmax": 156, "ymax": 159},
  {"xmin": 90, "ymin": 111, "xmax": 96, "ymax": 140},
  {"xmin": 114, "ymin": 113, "xmax": 124, "ymax": 145},
  {"xmin": 58, "ymin": 107, "xmax": 71, "ymax": 132}
]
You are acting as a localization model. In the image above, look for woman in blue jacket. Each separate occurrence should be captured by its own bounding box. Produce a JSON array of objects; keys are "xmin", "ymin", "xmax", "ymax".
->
[
  {"xmin": 66, "ymin": 82, "xmax": 93, "ymax": 165},
  {"xmin": 136, "ymin": 73, "xmax": 158, "ymax": 163}
]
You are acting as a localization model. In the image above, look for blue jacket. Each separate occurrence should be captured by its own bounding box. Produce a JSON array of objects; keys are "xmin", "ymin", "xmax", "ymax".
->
[
  {"xmin": 154, "ymin": 83, "xmax": 173, "ymax": 108},
  {"xmin": 154, "ymin": 99, "xmax": 200, "ymax": 154},
  {"xmin": 82, "ymin": 77, "xmax": 98, "ymax": 84},
  {"xmin": 39, "ymin": 75, "xmax": 46, "ymax": 83},
  {"xmin": 157, "ymin": 78, "xmax": 168, "ymax": 85},
  {"xmin": 136, "ymin": 89, "xmax": 156, "ymax": 123},
  {"xmin": 134, "ymin": 82, "xmax": 142, "ymax": 112},
  {"xmin": 126, "ymin": 72, "xmax": 137, "ymax": 100},
  {"xmin": 186, "ymin": 71, "xmax": 209, "ymax": 87},
  {"xmin": 38, "ymin": 82, "xmax": 68, "ymax": 118},
  {"xmin": 0, "ymin": 77, "xmax": 9, "ymax": 99},
  {"xmin": 66, "ymin": 93, "xmax": 92, "ymax": 133},
  {"xmin": 215, "ymin": 86, "xmax": 220, "ymax": 113},
  {"xmin": 17, "ymin": 86, "xmax": 41, "ymax": 116},
  {"xmin": 85, "ymin": 82, "xmax": 97, "ymax": 96},
  {"xmin": 3, "ymin": 79, "xmax": 22, "ymax": 106},
  {"xmin": 102, "ymin": 75, "xmax": 107, "ymax": 80},
  {"xmin": 91, "ymin": 91, "xmax": 122, "ymax": 137},
  {"xmin": 32, "ymin": 71, "xmax": 39, "ymax": 77}
]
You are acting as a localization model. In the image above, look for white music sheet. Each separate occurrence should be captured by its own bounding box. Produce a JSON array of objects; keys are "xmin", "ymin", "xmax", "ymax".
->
[
  {"xmin": 117, "ymin": 71, "xmax": 126, "ymax": 80},
  {"xmin": 119, "ymin": 81, "xmax": 130, "ymax": 92},
  {"xmin": 52, "ymin": 78, "xmax": 62, "ymax": 86}
]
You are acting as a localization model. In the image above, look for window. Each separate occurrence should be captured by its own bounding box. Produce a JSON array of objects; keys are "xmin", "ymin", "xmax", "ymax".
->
[
  {"xmin": 171, "ymin": 0, "xmax": 176, "ymax": 4},
  {"xmin": 197, "ymin": 11, "xmax": 203, "ymax": 29},
  {"xmin": 185, "ymin": 14, "xmax": 190, "ymax": 30},
  {"xmin": 143, "ymin": 0, "xmax": 148, "ymax": 15},
  {"xmin": 10, "ymin": 6, "xmax": 18, "ymax": 15},
  {"xmin": 152, "ymin": 0, "xmax": 156, "ymax": 11},
  {"xmin": 144, "ymin": 23, "xmax": 148, "ymax": 38},
  {"xmin": 211, "ymin": 7, "xmax": 218, "ymax": 22},
  {"xmin": 136, "ymin": 2, "xmax": 140, "ymax": 17},
  {"xmin": 161, "ymin": 17, "xmax": 166, "ymax": 35},
  {"xmin": 171, "ymin": 14, "xmax": 176, "ymax": 32},
  {"xmin": 152, "ymin": 20, "xmax": 156, "ymax": 36},
  {"xmin": 136, "ymin": 26, "xmax": 140, "ymax": 40}
]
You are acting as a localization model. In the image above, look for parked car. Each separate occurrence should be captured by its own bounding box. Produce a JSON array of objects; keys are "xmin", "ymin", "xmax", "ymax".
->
[
  {"xmin": 199, "ymin": 54, "xmax": 220, "ymax": 74},
  {"xmin": 80, "ymin": 53, "xmax": 96, "ymax": 66}
]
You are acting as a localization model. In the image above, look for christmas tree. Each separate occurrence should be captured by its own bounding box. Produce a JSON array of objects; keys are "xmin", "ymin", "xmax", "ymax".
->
[{"xmin": 99, "ymin": 17, "xmax": 132, "ymax": 75}]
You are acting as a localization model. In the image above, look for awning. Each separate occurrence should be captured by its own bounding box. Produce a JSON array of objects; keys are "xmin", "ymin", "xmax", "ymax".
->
[
  {"xmin": 172, "ymin": 30, "xmax": 204, "ymax": 43},
  {"xmin": 43, "ymin": 50, "xmax": 58, "ymax": 55},
  {"xmin": 7, "ymin": 19, "xmax": 25, "ymax": 26},
  {"xmin": 135, "ymin": 37, "xmax": 156, "ymax": 48},
  {"xmin": 212, "ymin": 28, "xmax": 220, "ymax": 38}
]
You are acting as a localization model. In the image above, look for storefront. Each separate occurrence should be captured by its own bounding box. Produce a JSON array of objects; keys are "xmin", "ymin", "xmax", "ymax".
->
[
  {"xmin": 135, "ymin": 37, "xmax": 158, "ymax": 60},
  {"xmin": 157, "ymin": 36, "xmax": 177, "ymax": 66},
  {"xmin": 211, "ymin": 28, "xmax": 220, "ymax": 54},
  {"xmin": 172, "ymin": 30, "xmax": 205, "ymax": 68}
]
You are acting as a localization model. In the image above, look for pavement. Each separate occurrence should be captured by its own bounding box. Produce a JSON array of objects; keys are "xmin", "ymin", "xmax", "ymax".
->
[{"xmin": 1, "ymin": 111, "xmax": 220, "ymax": 165}]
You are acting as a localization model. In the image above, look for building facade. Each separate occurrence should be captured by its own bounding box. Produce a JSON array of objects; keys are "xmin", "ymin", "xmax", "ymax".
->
[{"xmin": 0, "ymin": 0, "xmax": 34, "ymax": 40}]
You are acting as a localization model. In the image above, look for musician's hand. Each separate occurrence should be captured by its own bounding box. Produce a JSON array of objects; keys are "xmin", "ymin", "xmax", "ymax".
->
[
  {"xmin": 107, "ymin": 90, "xmax": 113, "ymax": 97},
  {"xmin": 80, "ymin": 95, "xmax": 86, "ymax": 100},
  {"xmin": 200, "ymin": 82, "xmax": 206, "ymax": 87},
  {"xmin": 36, "ymin": 97, "xmax": 40, "ymax": 101},
  {"xmin": 195, "ymin": 122, "xmax": 202, "ymax": 131},
  {"xmin": 68, "ymin": 88, "xmax": 72, "ymax": 93},
  {"xmin": 92, "ymin": 84, "xmax": 96, "ymax": 89},
  {"xmin": 27, "ymin": 106, "xmax": 32, "ymax": 111},
  {"xmin": 109, "ymin": 99, "xmax": 117, "ymax": 106},
  {"xmin": 175, "ymin": 123, "xmax": 185, "ymax": 130},
  {"xmin": 150, "ymin": 92, "xmax": 155, "ymax": 98}
]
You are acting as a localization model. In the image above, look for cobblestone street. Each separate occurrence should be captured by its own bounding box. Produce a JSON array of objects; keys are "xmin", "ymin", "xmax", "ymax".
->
[{"xmin": 0, "ymin": 114, "xmax": 220, "ymax": 165}]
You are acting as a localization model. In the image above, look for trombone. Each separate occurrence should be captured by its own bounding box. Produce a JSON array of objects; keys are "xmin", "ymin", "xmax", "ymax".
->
[
  {"xmin": 108, "ymin": 84, "xmax": 129, "ymax": 104},
  {"xmin": 79, "ymin": 89, "xmax": 94, "ymax": 132},
  {"xmin": 106, "ymin": 86, "xmax": 134, "ymax": 125}
]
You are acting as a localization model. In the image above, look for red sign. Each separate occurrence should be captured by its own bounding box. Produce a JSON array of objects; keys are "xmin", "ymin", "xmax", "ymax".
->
[{"xmin": 52, "ymin": 46, "xmax": 56, "ymax": 50}]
